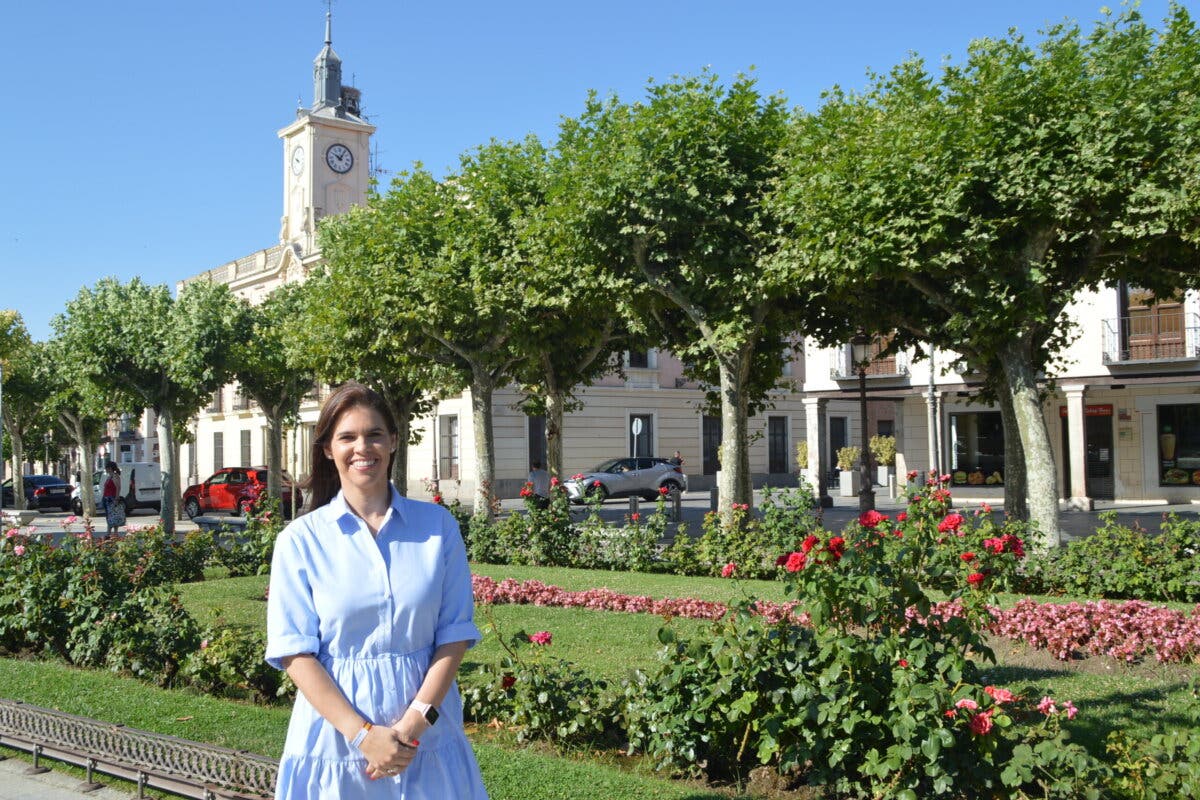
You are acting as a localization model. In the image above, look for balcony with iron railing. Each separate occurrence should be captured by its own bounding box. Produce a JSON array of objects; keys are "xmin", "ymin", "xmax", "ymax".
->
[
  {"xmin": 1102, "ymin": 312, "xmax": 1200, "ymax": 364},
  {"xmin": 829, "ymin": 342, "xmax": 910, "ymax": 381}
]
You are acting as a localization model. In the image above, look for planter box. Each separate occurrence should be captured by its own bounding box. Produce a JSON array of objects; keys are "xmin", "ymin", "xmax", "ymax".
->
[
  {"xmin": 838, "ymin": 469, "xmax": 860, "ymax": 497},
  {"xmin": 1, "ymin": 510, "xmax": 37, "ymax": 527},
  {"xmin": 877, "ymin": 466, "xmax": 894, "ymax": 488}
]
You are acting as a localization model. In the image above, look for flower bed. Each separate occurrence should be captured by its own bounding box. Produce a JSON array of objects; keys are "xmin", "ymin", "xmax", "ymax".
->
[{"xmin": 473, "ymin": 575, "xmax": 1200, "ymax": 665}]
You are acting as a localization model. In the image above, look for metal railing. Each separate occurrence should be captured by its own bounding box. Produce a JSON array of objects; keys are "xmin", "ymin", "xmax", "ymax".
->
[
  {"xmin": 829, "ymin": 345, "xmax": 910, "ymax": 380},
  {"xmin": 0, "ymin": 699, "xmax": 276, "ymax": 799},
  {"xmin": 1102, "ymin": 313, "xmax": 1200, "ymax": 364}
]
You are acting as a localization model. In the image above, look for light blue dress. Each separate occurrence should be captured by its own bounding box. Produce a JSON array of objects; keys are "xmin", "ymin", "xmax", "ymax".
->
[{"xmin": 265, "ymin": 487, "xmax": 488, "ymax": 799}]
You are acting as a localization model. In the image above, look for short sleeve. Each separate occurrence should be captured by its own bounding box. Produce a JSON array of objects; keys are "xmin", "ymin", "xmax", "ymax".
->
[
  {"xmin": 264, "ymin": 526, "xmax": 322, "ymax": 670},
  {"xmin": 434, "ymin": 512, "xmax": 482, "ymax": 650}
]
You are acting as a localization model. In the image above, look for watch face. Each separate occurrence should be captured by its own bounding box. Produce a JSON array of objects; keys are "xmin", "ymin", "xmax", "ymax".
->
[
  {"xmin": 291, "ymin": 146, "xmax": 305, "ymax": 176},
  {"xmin": 326, "ymin": 143, "xmax": 353, "ymax": 174}
]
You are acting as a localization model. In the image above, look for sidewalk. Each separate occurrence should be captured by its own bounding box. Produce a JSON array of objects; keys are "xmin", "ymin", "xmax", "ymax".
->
[{"xmin": 0, "ymin": 756, "xmax": 126, "ymax": 800}]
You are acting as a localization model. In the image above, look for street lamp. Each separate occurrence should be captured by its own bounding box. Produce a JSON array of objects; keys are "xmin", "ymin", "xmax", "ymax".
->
[
  {"xmin": 850, "ymin": 330, "xmax": 876, "ymax": 513},
  {"xmin": 44, "ymin": 431, "xmax": 51, "ymax": 474}
]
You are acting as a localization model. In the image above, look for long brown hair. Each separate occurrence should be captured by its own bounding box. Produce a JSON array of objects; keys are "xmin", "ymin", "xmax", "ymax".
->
[{"xmin": 303, "ymin": 381, "xmax": 398, "ymax": 511}]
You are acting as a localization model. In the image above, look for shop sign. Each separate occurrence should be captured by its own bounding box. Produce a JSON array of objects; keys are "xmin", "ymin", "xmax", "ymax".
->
[{"xmin": 1058, "ymin": 404, "xmax": 1114, "ymax": 417}]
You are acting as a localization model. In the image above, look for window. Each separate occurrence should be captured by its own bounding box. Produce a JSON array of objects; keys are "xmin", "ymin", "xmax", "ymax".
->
[
  {"xmin": 627, "ymin": 350, "xmax": 650, "ymax": 369},
  {"xmin": 629, "ymin": 414, "xmax": 654, "ymax": 458},
  {"xmin": 213, "ymin": 432, "xmax": 224, "ymax": 471},
  {"xmin": 768, "ymin": 417, "xmax": 789, "ymax": 474},
  {"xmin": 241, "ymin": 429, "xmax": 252, "ymax": 467},
  {"xmin": 702, "ymin": 415, "xmax": 721, "ymax": 475},
  {"xmin": 877, "ymin": 419, "xmax": 895, "ymax": 437},
  {"xmin": 527, "ymin": 415, "xmax": 547, "ymax": 470},
  {"xmin": 439, "ymin": 415, "xmax": 459, "ymax": 480},
  {"xmin": 1157, "ymin": 404, "xmax": 1200, "ymax": 486},
  {"xmin": 949, "ymin": 411, "xmax": 1004, "ymax": 483},
  {"xmin": 206, "ymin": 390, "xmax": 223, "ymax": 414},
  {"xmin": 1122, "ymin": 283, "xmax": 1186, "ymax": 360},
  {"xmin": 233, "ymin": 387, "xmax": 254, "ymax": 411}
]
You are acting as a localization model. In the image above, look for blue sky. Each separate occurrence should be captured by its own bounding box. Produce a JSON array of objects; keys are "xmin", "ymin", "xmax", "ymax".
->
[{"xmin": 2, "ymin": 0, "xmax": 1189, "ymax": 341}]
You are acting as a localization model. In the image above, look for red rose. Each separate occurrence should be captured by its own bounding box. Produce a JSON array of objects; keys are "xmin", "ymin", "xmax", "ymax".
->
[
  {"xmin": 827, "ymin": 536, "xmax": 846, "ymax": 560},
  {"xmin": 785, "ymin": 552, "xmax": 806, "ymax": 572},
  {"xmin": 967, "ymin": 572, "xmax": 986, "ymax": 587},
  {"xmin": 961, "ymin": 552, "xmax": 976, "ymax": 562},
  {"xmin": 969, "ymin": 710, "xmax": 994, "ymax": 735},
  {"xmin": 501, "ymin": 674, "xmax": 516, "ymax": 690},
  {"xmin": 721, "ymin": 562, "xmax": 737, "ymax": 578},
  {"xmin": 801, "ymin": 535, "xmax": 820, "ymax": 554}
]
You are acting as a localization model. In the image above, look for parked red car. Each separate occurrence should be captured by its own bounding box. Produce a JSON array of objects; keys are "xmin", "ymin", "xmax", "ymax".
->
[{"xmin": 182, "ymin": 467, "xmax": 302, "ymax": 519}]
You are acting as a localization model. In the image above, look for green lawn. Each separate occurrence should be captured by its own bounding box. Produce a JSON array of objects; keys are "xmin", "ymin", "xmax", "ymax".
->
[
  {"xmin": 6, "ymin": 562, "xmax": 1185, "ymax": 798},
  {"xmin": 173, "ymin": 564, "xmax": 1200, "ymax": 756},
  {"xmin": 0, "ymin": 657, "xmax": 728, "ymax": 800}
]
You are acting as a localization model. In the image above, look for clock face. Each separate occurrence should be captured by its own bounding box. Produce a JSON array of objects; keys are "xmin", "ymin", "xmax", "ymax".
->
[
  {"xmin": 291, "ymin": 146, "xmax": 305, "ymax": 176},
  {"xmin": 326, "ymin": 143, "xmax": 353, "ymax": 174}
]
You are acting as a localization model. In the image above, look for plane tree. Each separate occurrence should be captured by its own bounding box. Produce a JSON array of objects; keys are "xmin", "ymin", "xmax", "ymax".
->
[
  {"xmin": 554, "ymin": 72, "xmax": 800, "ymax": 517},
  {"xmin": 53, "ymin": 278, "xmax": 246, "ymax": 533},
  {"xmin": 770, "ymin": 7, "xmax": 1200, "ymax": 546},
  {"xmin": 287, "ymin": 266, "xmax": 449, "ymax": 497},
  {"xmin": 230, "ymin": 282, "xmax": 315, "ymax": 505}
]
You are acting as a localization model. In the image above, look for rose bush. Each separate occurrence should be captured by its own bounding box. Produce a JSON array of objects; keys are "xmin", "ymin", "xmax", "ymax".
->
[{"xmin": 1022, "ymin": 513, "xmax": 1200, "ymax": 603}]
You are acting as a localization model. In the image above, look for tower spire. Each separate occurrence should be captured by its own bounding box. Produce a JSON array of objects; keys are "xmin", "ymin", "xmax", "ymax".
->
[{"xmin": 312, "ymin": 6, "xmax": 342, "ymax": 112}]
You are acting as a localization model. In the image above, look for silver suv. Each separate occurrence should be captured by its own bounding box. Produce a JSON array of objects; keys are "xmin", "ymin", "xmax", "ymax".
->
[{"xmin": 565, "ymin": 457, "xmax": 688, "ymax": 503}]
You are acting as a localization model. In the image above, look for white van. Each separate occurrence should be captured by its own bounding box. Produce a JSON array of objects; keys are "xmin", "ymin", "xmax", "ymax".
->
[{"xmin": 71, "ymin": 461, "xmax": 163, "ymax": 516}]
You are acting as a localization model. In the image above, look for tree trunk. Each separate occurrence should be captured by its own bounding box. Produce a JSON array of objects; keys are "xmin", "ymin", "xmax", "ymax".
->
[
  {"xmin": 61, "ymin": 413, "xmax": 97, "ymax": 517},
  {"xmin": 715, "ymin": 354, "xmax": 752, "ymax": 522},
  {"xmin": 377, "ymin": 384, "xmax": 421, "ymax": 497},
  {"xmin": 998, "ymin": 339, "xmax": 1059, "ymax": 548},
  {"xmin": 156, "ymin": 405, "xmax": 177, "ymax": 536},
  {"xmin": 470, "ymin": 370, "xmax": 497, "ymax": 520},
  {"xmin": 544, "ymin": 388, "xmax": 565, "ymax": 479},
  {"xmin": 171, "ymin": 438, "xmax": 183, "ymax": 522},
  {"xmin": 9, "ymin": 434, "xmax": 25, "ymax": 510},
  {"xmin": 995, "ymin": 380, "xmax": 1029, "ymax": 522},
  {"xmin": 265, "ymin": 408, "xmax": 283, "ymax": 501}
]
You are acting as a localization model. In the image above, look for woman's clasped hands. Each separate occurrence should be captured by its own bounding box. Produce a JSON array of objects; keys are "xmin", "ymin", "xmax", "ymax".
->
[{"xmin": 360, "ymin": 723, "xmax": 419, "ymax": 780}]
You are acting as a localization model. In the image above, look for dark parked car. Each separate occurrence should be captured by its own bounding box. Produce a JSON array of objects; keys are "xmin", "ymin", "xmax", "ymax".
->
[
  {"xmin": 1, "ymin": 474, "xmax": 74, "ymax": 512},
  {"xmin": 182, "ymin": 467, "xmax": 301, "ymax": 519},
  {"xmin": 564, "ymin": 457, "xmax": 688, "ymax": 503}
]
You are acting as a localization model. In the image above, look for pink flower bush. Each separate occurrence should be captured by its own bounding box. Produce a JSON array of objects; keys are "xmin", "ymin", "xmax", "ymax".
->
[
  {"xmin": 984, "ymin": 686, "xmax": 1014, "ymax": 704},
  {"xmin": 955, "ymin": 698, "xmax": 979, "ymax": 711},
  {"xmin": 721, "ymin": 562, "xmax": 737, "ymax": 578},
  {"xmin": 13, "ymin": 544, "xmax": 25, "ymax": 556},
  {"xmin": 529, "ymin": 630, "xmax": 553, "ymax": 645}
]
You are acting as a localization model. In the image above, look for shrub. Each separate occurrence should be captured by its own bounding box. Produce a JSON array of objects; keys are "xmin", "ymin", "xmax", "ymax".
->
[
  {"xmin": 1107, "ymin": 679, "xmax": 1200, "ymax": 799},
  {"xmin": 794, "ymin": 440, "xmax": 808, "ymax": 470},
  {"xmin": 869, "ymin": 434, "xmax": 897, "ymax": 467},
  {"xmin": 626, "ymin": 491, "xmax": 1106, "ymax": 797},
  {"xmin": 461, "ymin": 614, "xmax": 617, "ymax": 748},
  {"xmin": 212, "ymin": 498, "xmax": 283, "ymax": 577},
  {"xmin": 836, "ymin": 445, "xmax": 859, "ymax": 471},
  {"xmin": 1022, "ymin": 513, "xmax": 1200, "ymax": 603},
  {"xmin": 101, "ymin": 586, "xmax": 201, "ymax": 686},
  {"xmin": 112, "ymin": 525, "xmax": 214, "ymax": 586},
  {"xmin": 182, "ymin": 626, "xmax": 294, "ymax": 703}
]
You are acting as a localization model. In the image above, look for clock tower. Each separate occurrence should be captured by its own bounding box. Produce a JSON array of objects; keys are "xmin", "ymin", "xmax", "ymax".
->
[{"xmin": 278, "ymin": 11, "xmax": 375, "ymax": 259}]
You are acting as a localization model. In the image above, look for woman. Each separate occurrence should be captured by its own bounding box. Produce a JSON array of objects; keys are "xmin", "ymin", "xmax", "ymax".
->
[
  {"xmin": 265, "ymin": 382, "xmax": 487, "ymax": 799},
  {"xmin": 101, "ymin": 462, "xmax": 122, "ymax": 536}
]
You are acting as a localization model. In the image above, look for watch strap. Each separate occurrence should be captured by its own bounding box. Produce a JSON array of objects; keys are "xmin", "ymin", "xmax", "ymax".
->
[
  {"xmin": 410, "ymin": 700, "xmax": 438, "ymax": 725},
  {"xmin": 349, "ymin": 721, "xmax": 372, "ymax": 749}
]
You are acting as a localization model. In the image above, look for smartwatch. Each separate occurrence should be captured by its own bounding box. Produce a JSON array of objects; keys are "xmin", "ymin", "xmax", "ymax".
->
[{"xmin": 409, "ymin": 700, "xmax": 439, "ymax": 726}]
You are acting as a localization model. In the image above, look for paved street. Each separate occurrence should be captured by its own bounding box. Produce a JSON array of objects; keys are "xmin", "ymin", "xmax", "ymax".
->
[
  {"xmin": 0, "ymin": 756, "xmax": 126, "ymax": 800},
  {"xmin": 6, "ymin": 489, "xmax": 1198, "ymax": 545}
]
